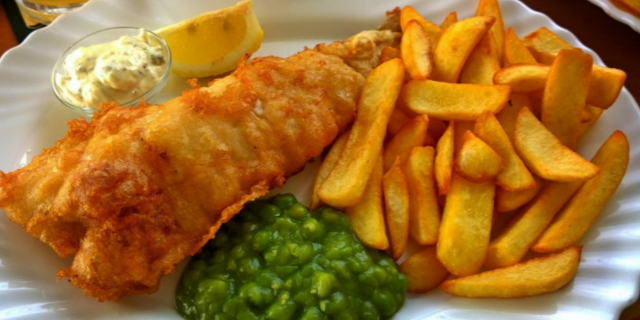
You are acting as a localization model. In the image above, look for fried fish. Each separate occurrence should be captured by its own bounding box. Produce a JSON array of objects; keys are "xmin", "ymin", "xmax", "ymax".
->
[{"xmin": 0, "ymin": 50, "xmax": 363, "ymax": 301}]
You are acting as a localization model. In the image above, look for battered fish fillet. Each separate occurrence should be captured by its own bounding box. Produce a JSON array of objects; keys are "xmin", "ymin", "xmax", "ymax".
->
[{"xmin": 0, "ymin": 50, "xmax": 363, "ymax": 301}]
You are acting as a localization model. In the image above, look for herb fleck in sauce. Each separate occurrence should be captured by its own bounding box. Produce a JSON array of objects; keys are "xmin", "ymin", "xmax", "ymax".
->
[{"xmin": 56, "ymin": 30, "xmax": 167, "ymax": 109}]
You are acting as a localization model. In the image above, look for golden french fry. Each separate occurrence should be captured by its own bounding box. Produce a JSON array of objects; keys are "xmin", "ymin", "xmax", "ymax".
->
[
  {"xmin": 578, "ymin": 105, "xmax": 604, "ymax": 139},
  {"xmin": 345, "ymin": 154, "xmax": 389, "ymax": 250},
  {"xmin": 400, "ymin": 246, "xmax": 450, "ymax": 293},
  {"xmin": 460, "ymin": 32, "xmax": 501, "ymax": 85},
  {"xmin": 318, "ymin": 59, "xmax": 405, "ymax": 207},
  {"xmin": 541, "ymin": 49, "xmax": 593, "ymax": 149},
  {"xmin": 455, "ymin": 130, "xmax": 504, "ymax": 182},
  {"xmin": 486, "ymin": 180, "xmax": 583, "ymax": 269},
  {"xmin": 453, "ymin": 120, "xmax": 476, "ymax": 161},
  {"xmin": 380, "ymin": 46, "xmax": 401, "ymax": 63},
  {"xmin": 440, "ymin": 11, "xmax": 458, "ymax": 30},
  {"xmin": 518, "ymin": 32, "xmax": 626, "ymax": 110},
  {"xmin": 494, "ymin": 63, "xmax": 625, "ymax": 110},
  {"xmin": 503, "ymin": 27, "xmax": 537, "ymax": 66},
  {"xmin": 400, "ymin": 6, "xmax": 443, "ymax": 44},
  {"xmin": 383, "ymin": 158, "xmax": 410, "ymax": 260},
  {"xmin": 581, "ymin": 106, "xmax": 594, "ymax": 122},
  {"xmin": 387, "ymin": 108, "xmax": 411, "ymax": 137},
  {"xmin": 533, "ymin": 131, "xmax": 629, "ymax": 253},
  {"xmin": 493, "ymin": 63, "xmax": 549, "ymax": 93},
  {"xmin": 437, "ymin": 174, "xmax": 495, "ymax": 276},
  {"xmin": 435, "ymin": 121, "xmax": 455, "ymax": 195},
  {"xmin": 494, "ymin": 178, "xmax": 541, "ymax": 213},
  {"xmin": 513, "ymin": 107, "xmax": 599, "ymax": 182},
  {"xmin": 442, "ymin": 246, "xmax": 582, "ymax": 298},
  {"xmin": 383, "ymin": 115, "xmax": 429, "ymax": 171},
  {"xmin": 454, "ymin": 121, "xmax": 475, "ymax": 154},
  {"xmin": 588, "ymin": 65, "xmax": 627, "ymax": 109},
  {"xmin": 402, "ymin": 80, "xmax": 510, "ymax": 121},
  {"xmin": 521, "ymin": 27, "xmax": 572, "ymax": 63},
  {"xmin": 401, "ymin": 20, "xmax": 434, "ymax": 80},
  {"xmin": 495, "ymin": 93, "xmax": 532, "ymax": 141},
  {"xmin": 475, "ymin": 112, "xmax": 536, "ymax": 191},
  {"xmin": 527, "ymin": 90, "xmax": 544, "ymax": 118},
  {"xmin": 404, "ymin": 146, "xmax": 440, "ymax": 245},
  {"xmin": 310, "ymin": 129, "xmax": 351, "ymax": 210},
  {"xmin": 475, "ymin": 0, "xmax": 506, "ymax": 62},
  {"xmin": 432, "ymin": 16, "xmax": 495, "ymax": 83}
]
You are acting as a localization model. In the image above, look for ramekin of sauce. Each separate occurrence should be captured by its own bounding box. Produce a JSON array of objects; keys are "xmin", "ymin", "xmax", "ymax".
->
[{"xmin": 52, "ymin": 27, "xmax": 172, "ymax": 116}]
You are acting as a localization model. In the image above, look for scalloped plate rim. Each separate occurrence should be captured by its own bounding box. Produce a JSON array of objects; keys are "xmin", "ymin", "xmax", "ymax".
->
[
  {"xmin": 1, "ymin": 0, "xmax": 640, "ymax": 319},
  {"xmin": 584, "ymin": 0, "xmax": 640, "ymax": 34}
]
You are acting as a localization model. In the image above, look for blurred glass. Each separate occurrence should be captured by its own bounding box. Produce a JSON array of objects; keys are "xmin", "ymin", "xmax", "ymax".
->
[{"xmin": 15, "ymin": 0, "xmax": 89, "ymax": 26}]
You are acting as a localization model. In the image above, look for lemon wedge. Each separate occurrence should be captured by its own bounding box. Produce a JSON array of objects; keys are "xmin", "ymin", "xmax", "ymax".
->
[{"xmin": 155, "ymin": 0, "xmax": 264, "ymax": 78}]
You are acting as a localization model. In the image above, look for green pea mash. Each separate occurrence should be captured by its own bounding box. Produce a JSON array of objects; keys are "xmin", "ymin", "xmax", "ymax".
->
[{"xmin": 175, "ymin": 194, "xmax": 406, "ymax": 320}]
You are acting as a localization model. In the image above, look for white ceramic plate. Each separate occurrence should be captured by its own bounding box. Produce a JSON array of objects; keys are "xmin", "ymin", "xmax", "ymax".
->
[
  {"xmin": 1, "ymin": 0, "xmax": 640, "ymax": 319},
  {"xmin": 585, "ymin": 0, "xmax": 640, "ymax": 33}
]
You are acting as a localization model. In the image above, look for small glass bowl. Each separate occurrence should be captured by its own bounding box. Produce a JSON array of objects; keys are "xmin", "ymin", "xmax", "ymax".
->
[{"xmin": 51, "ymin": 27, "xmax": 172, "ymax": 117}]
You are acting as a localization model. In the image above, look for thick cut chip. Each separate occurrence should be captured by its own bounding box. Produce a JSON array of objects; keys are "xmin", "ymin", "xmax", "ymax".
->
[
  {"xmin": 541, "ymin": 49, "xmax": 592, "ymax": 149},
  {"xmin": 383, "ymin": 158, "xmax": 411, "ymax": 260},
  {"xmin": 493, "ymin": 64, "xmax": 549, "ymax": 93},
  {"xmin": 318, "ymin": 59, "xmax": 405, "ymax": 207},
  {"xmin": 437, "ymin": 174, "xmax": 495, "ymax": 276},
  {"xmin": 380, "ymin": 46, "xmax": 401, "ymax": 63},
  {"xmin": 485, "ymin": 180, "xmax": 582, "ymax": 269},
  {"xmin": 455, "ymin": 130, "xmax": 504, "ymax": 182},
  {"xmin": 387, "ymin": 108, "xmax": 411, "ymax": 137},
  {"xmin": 310, "ymin": 129, "xmax": 350, "ymax": 210},
  {"xmin": 581, "ymin": 106, "xmax": 596, "ymax": 122},
  {"xmin": 401, "ymin": 20, "xmax": 434, "ymax": 80},
  {"xmin": 588, "ymin": 65, "xmax": 627, "ymax": 109},
  {"xmin": 503, "ymin": 27, "xmax": 537, "ymax": 66},
  {"xmin": 496, "ymin": 93, "xmax": 531, "ymax": 141},
  {"xmin": 404, "ymin": 146, "xmax": 440, "ymax": 245},
  {"xmin": 527, "ymin": 90, "xmax": 544, "ymax": 118},
  {"xmin": 453, "ymin": 121, "xmax": 476, "ymax": 165},
  {"xmin": 432, "ymin": 16, "xmax": 495, "ymax": 83},
  {"xmin": 440, "ymin": 11, "xmax": 458, "ymax": 30},
  {"xmin": 521, "ymin": 27, "xmax": 572, "ymax": 63},
  {"xmin": 460, "ymin": 32, "xmax": 501, "ymax": 85},
  {"xmin": 400, "ymin": 6, "xmax": 443, "ymax": 44},
  {"xmin": 475, "ymin": 0, "xmax": 506, "ymax": 62},
  {"xmin": 495, "ymin": 178, "xmax": 541, "ymax": 213},
  {"xmin": 383, "ymin": 115, "xmax": 429, "ymax": 171},
  {"xmin": 475, "ymin": 112, "xmax": 536, "ymax": 191},
  {"xmin": 494, "ymin": 63, "xmax": 625, "ymax": 110},
  {"xmin": 442, "ymin": 246, "xmax": 582, "ymax": 298},
  {"xmin": 435, "ymin": 122, "xmax": 455, "ymax": 195},
  {"xmin": 402, "ymin": 80, "xmax": 510, "ymax": 121},
  {"xmin": 400, "ymin": 246, "xmax": 450, "ymax": 293},
  {"xmin": 533, "ymin": 131, "xmax": 629, "ymax": 253},
  {"xmin": 513, "ymin": 108, "xmax": 599, "ymax": 182},
  {"xmin": 454, "ymin": 121, "xmax": 475, "ymax": 151},
  {"xmin": 345, "ymin": 154, "xmax": 389, "ymax": 250},
  {"xmin": 578, "ymin": 105, "xmax": 604, "ymax": 139}
]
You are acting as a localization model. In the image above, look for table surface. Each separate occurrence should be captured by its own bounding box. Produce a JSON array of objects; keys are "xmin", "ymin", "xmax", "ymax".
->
[{"xmin": 1, "ymin": 0, "xmax": 640, "ymax": 319}]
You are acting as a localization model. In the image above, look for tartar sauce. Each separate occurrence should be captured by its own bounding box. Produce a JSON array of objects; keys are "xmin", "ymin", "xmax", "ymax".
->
[{"xmin": 55, "ymin": 30, "xmax": 166, "ymax": 109}]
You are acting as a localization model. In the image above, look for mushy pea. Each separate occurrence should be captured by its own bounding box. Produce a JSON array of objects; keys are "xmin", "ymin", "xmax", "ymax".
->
[{"xmin": 176, "ymin": 194, "xmax": 407, "ymax": 320}]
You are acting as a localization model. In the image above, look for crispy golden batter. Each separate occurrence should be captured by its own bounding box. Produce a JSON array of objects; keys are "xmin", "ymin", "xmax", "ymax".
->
[
  {"xmin": 0, "ymin": 50, "xmax": 363, "ymax": 301},
  {"xmin": 313, "ymin": 10, "xmax": 401, "ymax": 76}
]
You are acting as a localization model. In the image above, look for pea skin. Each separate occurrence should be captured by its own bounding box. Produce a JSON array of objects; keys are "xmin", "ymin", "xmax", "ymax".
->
[{"xmin": 176, "ymin": 193, "xmax": 407, "ymax": 320}]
